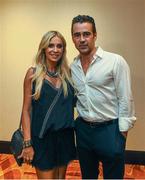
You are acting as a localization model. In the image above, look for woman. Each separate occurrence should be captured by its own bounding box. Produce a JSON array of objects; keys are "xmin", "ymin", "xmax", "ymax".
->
[{"xmin": 19, "ymin": 31, "xmax": 76, "ymax": 179}]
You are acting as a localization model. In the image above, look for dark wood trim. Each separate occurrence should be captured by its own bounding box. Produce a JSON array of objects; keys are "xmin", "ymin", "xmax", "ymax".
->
[
  {"xmin": 125, "ymin": 150, "xmax": 145, "ymax": 165},
  {"xmin": 0, "ymin": 141, "xmax": 11, "ymax": 154},
  {"xmin": 0, "ymin": 141, "xmax": 145, "ymax": 165}
]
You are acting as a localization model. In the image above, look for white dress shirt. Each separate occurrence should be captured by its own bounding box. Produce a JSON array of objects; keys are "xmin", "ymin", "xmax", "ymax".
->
[{"xmin": 71, "ymin": 47, "xmax": 136, "ymax": 132}]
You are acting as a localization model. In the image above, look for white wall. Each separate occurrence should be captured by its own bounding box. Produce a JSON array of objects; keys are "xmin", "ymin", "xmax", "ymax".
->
[{"xmin": 0, "ymin": 0, "xmax": 145, "ymax": 150}]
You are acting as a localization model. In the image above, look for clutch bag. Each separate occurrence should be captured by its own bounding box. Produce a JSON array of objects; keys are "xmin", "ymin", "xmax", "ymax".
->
[{"xmin": 10, "ymin": 128, "xmax": 23, "ymax": 166}]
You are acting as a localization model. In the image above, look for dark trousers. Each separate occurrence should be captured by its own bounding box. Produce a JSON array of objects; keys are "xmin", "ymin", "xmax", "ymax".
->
[{"xmin": 75, "ymin": 117, "xmax": 126, "ymax": 179}]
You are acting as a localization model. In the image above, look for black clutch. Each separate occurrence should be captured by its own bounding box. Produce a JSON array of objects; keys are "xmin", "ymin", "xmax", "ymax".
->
[{"xmin": 10, "ymin": 128, "xmax": 23, "ymax": 166}]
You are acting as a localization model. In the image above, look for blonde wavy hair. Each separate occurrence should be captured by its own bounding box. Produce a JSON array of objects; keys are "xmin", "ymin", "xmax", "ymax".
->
[{"xmin": 32, "ymin": 31, "xmax": 72, "ymax": 100}]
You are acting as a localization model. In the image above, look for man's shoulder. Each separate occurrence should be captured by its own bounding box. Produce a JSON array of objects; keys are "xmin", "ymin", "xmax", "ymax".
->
[
  {"xmin": 103, "ymin": 49, "xmax": 129, "ymax": 69},
  {"xmin": 103, "ymin": 49, "xmax": 125, "ymax": 62},
  {"xmin": 103, "ymin": 49, "xmax": 120, "ymax": 57}
]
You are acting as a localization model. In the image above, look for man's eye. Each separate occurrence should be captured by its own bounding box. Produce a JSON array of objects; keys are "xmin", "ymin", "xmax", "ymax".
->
[
  {"xmin": 73, "ymin": 32, "xmax": 91, "ymax": 38},
  {"xmin": 83, "ymin": 32, "xmax": 91, "ymax": 37},
  {"xmin": 73, "ymin": 33, "xmax": 80, "ymax": 38}
]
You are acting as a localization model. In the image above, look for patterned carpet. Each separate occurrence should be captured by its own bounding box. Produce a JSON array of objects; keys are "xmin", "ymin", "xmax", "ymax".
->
[{"xmin": 0, "ymin": 154, "xmax": 145, "ymax": 179}]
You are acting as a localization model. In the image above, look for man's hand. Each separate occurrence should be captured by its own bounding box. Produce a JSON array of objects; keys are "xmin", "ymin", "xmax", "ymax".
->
[{"xmin": 121, "ymin": 131, "xmax": 128, "ymax": 138}]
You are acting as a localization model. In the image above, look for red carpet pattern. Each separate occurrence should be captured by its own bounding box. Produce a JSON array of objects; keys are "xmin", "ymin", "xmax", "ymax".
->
[{"xmin": 0, "ymin": 154, "xmax": 145, "ymax": 179}]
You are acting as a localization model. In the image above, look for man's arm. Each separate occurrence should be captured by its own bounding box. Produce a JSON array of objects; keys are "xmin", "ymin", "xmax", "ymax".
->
[{"xmin": 113, "ymin": 55, "xmax": 136, "ymax": 134}]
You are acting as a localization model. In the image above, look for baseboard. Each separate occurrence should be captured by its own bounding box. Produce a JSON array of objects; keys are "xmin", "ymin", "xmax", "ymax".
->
[
  {"xmin": 0, "ymin": 141, "xmax": 11, "ymax": 154},
  {"xmin": 125, "ymin": 150, "xmax": 145, "ymax": 165},
  {"xmin": 0, "ymin": 140, "xmax": 145, "ymax": 165}
]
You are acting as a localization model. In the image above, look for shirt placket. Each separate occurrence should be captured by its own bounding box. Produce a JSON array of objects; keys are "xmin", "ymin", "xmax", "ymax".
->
[{"xmin": 84, "ymin": 66, "xmax": 94, "ymax": 118}]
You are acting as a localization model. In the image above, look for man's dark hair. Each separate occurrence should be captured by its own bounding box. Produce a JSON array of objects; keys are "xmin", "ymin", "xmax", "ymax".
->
[{"xmin": 71, "ymin": 15, "xmax": 96, "ymax": 34}]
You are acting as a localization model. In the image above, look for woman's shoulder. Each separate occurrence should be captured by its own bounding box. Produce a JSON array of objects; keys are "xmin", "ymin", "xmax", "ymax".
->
[
  {"xmin": 25, "ymin": 66, "xmax": 35, "ymax": 81},
  {"xmin": 27, "ymin": 66, "xmax": 35, "ymax": 74}
]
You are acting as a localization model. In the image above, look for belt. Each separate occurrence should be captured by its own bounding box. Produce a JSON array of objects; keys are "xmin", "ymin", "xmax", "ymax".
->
[{"xmin": 79, "ymin": 117, "xmax": 118, "ymax": 127}]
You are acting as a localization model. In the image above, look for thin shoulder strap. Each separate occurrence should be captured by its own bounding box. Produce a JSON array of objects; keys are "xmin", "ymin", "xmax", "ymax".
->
[{"xmin": 39, "ymin": 88, "xmax": 62, "ymax": 138}]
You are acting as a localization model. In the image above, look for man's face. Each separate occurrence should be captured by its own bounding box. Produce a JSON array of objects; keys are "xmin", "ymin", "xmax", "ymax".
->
[{"xmin": 72, "ymin": 22, "xmax": 96, "ymax": 55}]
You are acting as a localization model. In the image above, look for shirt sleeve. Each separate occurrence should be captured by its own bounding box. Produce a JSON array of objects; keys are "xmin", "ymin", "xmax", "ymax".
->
[{"xmin": 113, "ymin": 55, "xmax": 136, "ymax": 132}]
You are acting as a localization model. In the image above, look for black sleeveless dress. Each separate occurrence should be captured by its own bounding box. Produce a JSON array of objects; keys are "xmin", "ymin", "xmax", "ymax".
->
[{"xmin": 31, "ymin": 79, "xmax": 76, "ymax": 170}]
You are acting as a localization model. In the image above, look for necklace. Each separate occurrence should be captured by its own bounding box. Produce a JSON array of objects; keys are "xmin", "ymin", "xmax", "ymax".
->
[{"xmin": 46, "ymin": 70, "xmax": 58, "ymax": 78}]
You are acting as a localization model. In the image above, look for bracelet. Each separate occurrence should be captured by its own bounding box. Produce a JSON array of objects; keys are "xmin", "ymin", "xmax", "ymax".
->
[{"xmin": 23, "ymin": 140, "xmax": 32, "ymax": 149}]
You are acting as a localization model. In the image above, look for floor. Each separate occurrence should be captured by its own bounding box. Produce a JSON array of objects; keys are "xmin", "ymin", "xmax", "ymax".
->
[{"xmin": 0, "ymin": 154, "xmax": 145, "ymax": 179}]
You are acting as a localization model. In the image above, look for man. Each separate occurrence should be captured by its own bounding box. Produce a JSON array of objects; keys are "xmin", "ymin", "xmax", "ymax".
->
[{"xmin": 71, "ymin": 15, "xmax": 136, "ymax": 179}]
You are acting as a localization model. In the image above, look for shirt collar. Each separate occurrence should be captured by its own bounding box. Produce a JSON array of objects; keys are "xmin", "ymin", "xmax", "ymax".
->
[
  {"xmin": 75, "ymin": 46, "xmax": 104, "ymax": 66},
  {"xmin": 92, "ymin": 46, "xmax": 104, "ymax": 61}
]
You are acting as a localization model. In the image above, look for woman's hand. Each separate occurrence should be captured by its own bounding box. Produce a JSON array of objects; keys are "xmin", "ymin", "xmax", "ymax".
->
[{"xmin": 18, "ymin": 146, "xmax": 34, "ymax": 164}]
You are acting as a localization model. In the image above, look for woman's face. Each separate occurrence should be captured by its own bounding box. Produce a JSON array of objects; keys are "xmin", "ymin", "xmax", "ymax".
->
[{"xmin": 45, "ymin": 36, "xmax": 64, "ymax": 65}]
